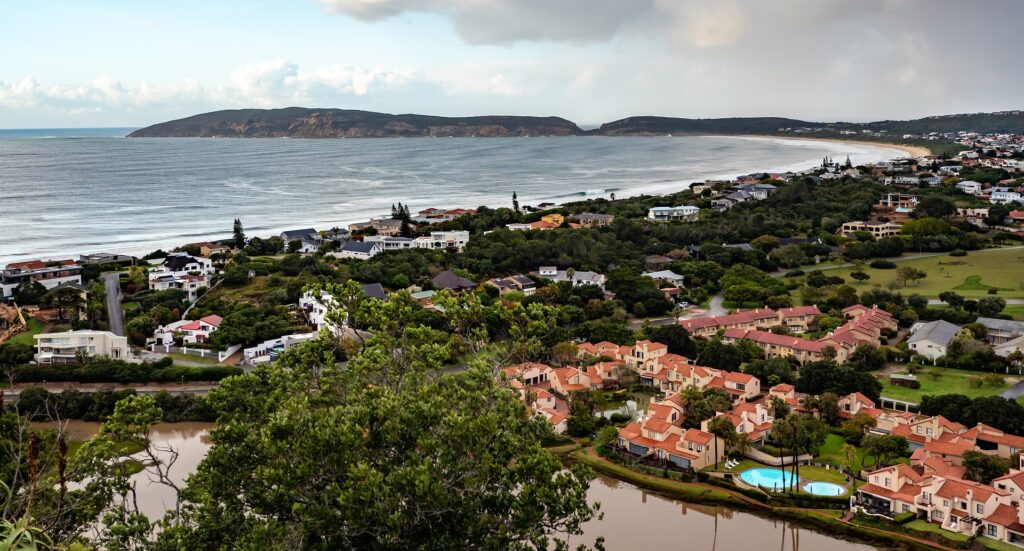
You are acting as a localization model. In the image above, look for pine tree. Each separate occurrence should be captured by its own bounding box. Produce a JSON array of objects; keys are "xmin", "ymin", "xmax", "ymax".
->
[
  {"xmin": 512, "ymin": 192, "xmax": 519, "ymax": 213},
  {"xmin": 232, "ymin": 218, "xmax": 246, "ymax": 249}
]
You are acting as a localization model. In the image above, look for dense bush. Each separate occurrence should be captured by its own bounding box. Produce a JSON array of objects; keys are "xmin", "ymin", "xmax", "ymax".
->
[
  {"xmin": 11, "ymin": 358, "xmax": 241, "ymax": 384},
  {"xmin": 869, "ymin": 259, "xmax": 896, "ymax": 269},
  {"xmin": 12, "ymin": 388, "xmax": 215, "ymax": 422}
]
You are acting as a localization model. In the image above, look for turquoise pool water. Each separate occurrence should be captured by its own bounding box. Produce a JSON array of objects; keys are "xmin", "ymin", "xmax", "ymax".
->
[
  {"xmin": 739, "ymin": 468, "xmax": 798, "ymax": 490},
  {"xmin": 803, "ymin": 481, "xmax": 846, "ymax": 496}
]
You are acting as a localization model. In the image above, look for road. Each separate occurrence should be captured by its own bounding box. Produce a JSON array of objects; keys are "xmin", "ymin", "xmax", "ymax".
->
[
  {"xmin": 927, "ymin": 298, "xmax": 1024, "ymax": 305},
  {"xmin": 101, "ymin": 272, "xmax": 125, "ymax": 336}
]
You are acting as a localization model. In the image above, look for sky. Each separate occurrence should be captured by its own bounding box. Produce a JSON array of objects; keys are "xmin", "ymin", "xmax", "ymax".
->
[{"xmin": 1, "ymin": 0, "xmax": 1021, "ymax": 128}]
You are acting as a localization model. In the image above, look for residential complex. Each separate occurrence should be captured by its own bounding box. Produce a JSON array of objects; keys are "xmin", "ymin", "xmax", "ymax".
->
[
  {"xmin": 34, "ymin": 330, "xmax": 129, "ymax": 364},
  {"xmin": 1, "ymin": 259, "xmax": 83, "ymax": 302}
]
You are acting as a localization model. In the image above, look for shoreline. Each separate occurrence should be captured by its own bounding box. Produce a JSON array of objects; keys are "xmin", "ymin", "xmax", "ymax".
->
[
  {"xmin": 1, "ymin": 135, "xmax": 911, "ymax": 264},
  {"xmin": 734, "ymin": 134, "xmax": 932, "ymax": 158}
]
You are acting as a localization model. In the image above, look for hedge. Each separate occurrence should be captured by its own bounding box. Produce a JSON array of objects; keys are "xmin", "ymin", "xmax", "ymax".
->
[{"xmin": 12, "ymin": 358, "xmax": 242, "ymax": 384}]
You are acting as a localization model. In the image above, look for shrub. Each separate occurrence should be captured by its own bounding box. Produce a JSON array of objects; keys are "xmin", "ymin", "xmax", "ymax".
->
[
  {"xmin": 893, "ymin": 511, "xmax": 916, "ymax": 524},
  {"xmin": 949, "ymin": 249, "xmax": 967, "ymax": 257},
  {"xmin": 11, "ymin": 359, "xmax": 242, "ymax": 384},
  {"xmin": 870, "ymin": 259, "xmax": 897, "ymax": 269}
]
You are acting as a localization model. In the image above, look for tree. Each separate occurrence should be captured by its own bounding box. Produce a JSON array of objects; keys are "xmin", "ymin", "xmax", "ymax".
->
[
  {"xmin": 707, "ymin": 416, "xmax": 736, "ymax": 469},
  {"xmin": 817, "ymin": 392, "xmax": 840, "ymax": 425},
  {"xmin": 963, "ymin": 451, "xmax": 1010, "ymax": 485},
  {"xmin": 698, "ymin": 339, "xmax": 744, "ymax": 372},
  {"xmin": 895, "ymin": 266, "xmax": 926, "ymax": 287},
  {"xmin": 287, "ymin": 239, "xmax": 303, "ymax": 253},
  {"xmin": 978, "ymin": 296, "xmax": 1007, "ymax": 317},
  {"xmin": 232, "ymin": 218, "xmax": 246, "ymax": 249},
  {"xmin": 42, "ymin": 286, "xmax": 84, "ymax": 324},
  {"xmin": 12, "ymin": 281, "xmax": 46, "ymax": 305},
  {"xmin": 841, "ymin": 413, "xmax": 877, "ymax": 446},
  {"xmin": 512, "ymin": 191, "xmax": 520, "ymax": 213},
  {"xmin": 157, "ymin": 294, "xmax": 602, "ymax": 550},
  {"xmin": 861, "ymin": 434, "xmax": 908, "ymax": 468},
  {"xmin": 850, "ymin": 271, "xmax": 870, "ymax": 284},
  {"xmin": 682, "ymin": 387, "xmax": 732, "ymax": 429},
  {"xmin": 644, "ymin": 324, "xmax": 696, "ymax": 356},
  {"xmin": 914, "ymin": 196, "xmax": 956, "ymax": 219},
  {"xmin": 939, "ymin": 291, "xmax": 965, "ymax": 310}
]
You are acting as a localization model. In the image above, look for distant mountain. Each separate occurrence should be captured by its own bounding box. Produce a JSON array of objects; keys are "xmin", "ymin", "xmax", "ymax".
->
[
  {"xmin": 129, "ymin": 108, "xmax": 1024, "ymax": 138},
  {"xmin": 128, "ymin": 108, "xmax": 584, "ymax": 138},
  {"xmin": 595, "ymin": 111, "xmax": 1024, "ymax": 136}
]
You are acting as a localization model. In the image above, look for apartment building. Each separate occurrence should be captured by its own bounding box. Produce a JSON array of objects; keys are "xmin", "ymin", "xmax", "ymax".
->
[
  {"xmin": 34, "ymin": 330, "xmax": 129, "ymax": 364},
  {"xmin": 1, "ymin": 259, "xmax": 82, "ymax": 301}
]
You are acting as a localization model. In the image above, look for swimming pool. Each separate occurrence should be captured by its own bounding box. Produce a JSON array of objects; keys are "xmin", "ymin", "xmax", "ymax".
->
[
  {"xmin": 803, "ymin": 481, "xmax": 846, "ymax": 496},
  {"xmin": 738, "ymin": 468, "xmax": 798, "ymax": 491}
]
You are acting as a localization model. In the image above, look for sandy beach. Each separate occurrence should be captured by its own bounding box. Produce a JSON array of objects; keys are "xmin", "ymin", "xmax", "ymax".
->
[{"xmin": 734, "ymin": 134, "xmax": 932, "ymax": 158}]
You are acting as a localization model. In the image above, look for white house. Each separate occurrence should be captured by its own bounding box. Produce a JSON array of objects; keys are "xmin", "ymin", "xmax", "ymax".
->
[
  {"xmin": 642, "ymin": 270, "xmax": 686, "ymax": 287},
  {"xmin": 153, "ymin": 314, "xmax": 224, "ymax": 345},
  {"xmin": 956, "ymin": 180, "xmax": 983, "ymax": 194},
  {"xmin": 243, "ymin": 332, "xmax": 318, "ymax": 364},
  {"xmin": 991, "ymin": 190, "xmax": 1023, "ymax": 205},
  {"xmin": 34, "ymin": 330, "xmax": 130, "ymax": 364},
  {"xmin": 148, "ymin": 254, "xmax": 215, "ymax": 281},
  {"xmin": 536, "ymin": 266, "xmax": 606, "ymax": 290},
  {"xmin": 148, "ymin": 273, "xmax": 210, "ymax": 301},
  {"xmin": 907, "ymin": 320, "xmax": 961, "ymax": 361},
  {"xmin": 413, "ymin": 230, "xmax": 470, "ymax": 252},
  {"xmin": 332, "ymin": 241, "xmax": 383, "ymax": 260},
  {"xmin": 647, "ymin": 206, "xmax": 699, "ymax": 222},
  {"xmin": 1, "ymin": 259, "xmax": 83, "ymax": 301}
]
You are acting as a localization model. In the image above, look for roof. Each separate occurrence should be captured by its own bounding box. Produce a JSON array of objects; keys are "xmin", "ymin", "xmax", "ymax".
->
[
  {"xmin": 642, "ymin": 270, "xmax": 685, "ymax": 280},
  {"xmin": 432, "ymin": 270, "xmax": 476, "ymax": 290},
  {"xmin": 976, "ymin": 317, "xmax": 1024, "ymax": 334},
  {"xmin": 360, "ymin": 283, "xmax": 387, "ymax": 299},
  {"xmin": 281, "ymin": 228, "xmax": 317, "ymax": 240},
  {"xmin": 341, "ymin": 241, "xmax": 380, "ymax": 254},
  {"xmin": 907, "ymin": 320, "xmax": 960, "ymax": 347}
]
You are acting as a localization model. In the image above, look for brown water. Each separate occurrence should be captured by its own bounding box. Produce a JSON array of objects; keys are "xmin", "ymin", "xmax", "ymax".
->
[
  {"xmin": 569, "ymin": 475, "xmax": 881, "ymax": 550},
  {"xmin": 33, "ymin": 422, "xmax": 880, "ymax": 549}
]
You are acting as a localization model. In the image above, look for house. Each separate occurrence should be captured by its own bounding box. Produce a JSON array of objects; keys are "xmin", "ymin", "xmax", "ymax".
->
[
  {"xmin": 644, "ymin": 255, "xmax": 674, "ymax": 271},
  {"xmin": 148, "ymin": 254, "xmax": 215, "ymax": 281},
  {"xmin": 975, "ymin": 318, "xmax": 1024, "ymax": 345},
  {"xmin": 34, "ymin": 330, "xmax": 129, "ymax": 364},
  {"xmin": 540, "ymin": 213, "xmax": 565, "ymax": 227},
  {"xmin": 878, "ymin": 193, "xmax": 919, "ymax": 211},
  {"xmin": 431, "ymin": 270, "xmax": 476, "ymax": 292},
  {"xmin": 242, "ymin": 332, "xmax": 318, "ymax": 364},
  {"xmin": 78, "ymin": 253, "xmax": 136, "ymax": 267},
  {"xmin": 536, "ymin": 267, "xmax": 606, "ymax": 290},
  {"xmin": 153, "ymin": 315, "xmax": 224, "ymax": 345},
  {"xmin": 576, "ymin": 213, "xmax": 615, "ymax": 228},
  {"xmin": 616, "ymin": 418, "xmax": 724, "ymax": 471},
  {"xmin": 332, "ymin": 241, "xmax": 383, "ymax": 260},
  {"xmin": 148, "ymin": 273, "xmax": 210, "ymax": 301},
  {"xmin": 1006, "ymin": 211, "xmax": 1024, "ymax": 226},
  {"xmin": 838, "ymin": 392, "xmax": 877, "ymax": 419},
  {"xmin": 360, "ymin": 283, "xmax": 387, "ymax": 300},
  {"xmin": 196, "ymin": 242, "xmax": 232, "ymax": 257},
  {"xmin": 648, "ymin": 205, "xmax": 699, "ymax": 222},
  {"xmin": 990, "ymin": 189, "xmax": 1023, "ymax": 205},
  {"xmin": 994, "ymin": 335, "xmax": 1024, "ymax": 359},
  {"xmin": 956, "ymin": 180, "xmax": 983, "ymax": 195},
  {"xmin": 487, "ymin": 275, "xmax": 537, "ymax": 296},
  {"xmin": 839, "ymin": 221, "xmax": 903, "ymax": 240},
  {"xmin": 412, "ymin": 230, "xmax": 470, "ymax": 252},
  {"xmin": 1, "ymin": 259, "xmax": 83, "ymax": 301},
  {"xmin": 641, "ymin": 270, "xmax": 686, "ymax": 288},
  {"xmin": 280, "ymin": 229, "xmax": 320, "ymax": 253},
  {"xmin": 363, "ymin": 236, "xmax": 415, "ymax": 251},
  {"xmin": 678, "ymin": 306, "xmax": 822, "ymax": 337},
  {"xmin": 907, "ymin": 320, "xmax": 961, "ymax": 361}
]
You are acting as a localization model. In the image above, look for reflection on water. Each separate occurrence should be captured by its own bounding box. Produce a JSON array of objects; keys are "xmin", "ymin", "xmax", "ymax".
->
[
  {"xmin": 31, "ymin": 420, "xmax": 214, "ymax": 521},
  {"xmin": 31, "ymin": 422, "xmax": 880, "ymax": 549},
  {"xmin": 569, "ymin": 475, "xmax": 880, "ymax": 551}
]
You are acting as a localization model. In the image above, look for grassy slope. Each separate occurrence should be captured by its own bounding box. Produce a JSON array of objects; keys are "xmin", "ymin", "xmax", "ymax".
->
[
  {"xmin": 879, "ymin": 367, "xmax": 1011, "ymax": 403},
  {"xmin": 823, "ymin": 248, "xmax": 1024, "ymax": 298},
  {"xmin": 817, "ymin": 434, "xmax": 910, "ymax": 473},
  {"xmin": 7, "ymin": 317, "xmax": 45, "ymax": 346}
]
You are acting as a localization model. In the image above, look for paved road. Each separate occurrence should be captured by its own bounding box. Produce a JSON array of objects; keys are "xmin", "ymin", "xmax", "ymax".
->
[
  {"xmin": 706, "ymin": 293, "xmax": 727, "ymax": 317},
  {"xmin": 2, "ymin": 382, "xmax": 217, "ymax": 403},
  {"xmin": 101, "ymin": 272, "xmax": 125, "ymax": 336},
  {"xmin": 927, "ymin": 298, "xmax": 1024, "ymax": 305},
  {"xmin": 1001, "ymin": 380, "xmax": 1024, "ymax": 400}
]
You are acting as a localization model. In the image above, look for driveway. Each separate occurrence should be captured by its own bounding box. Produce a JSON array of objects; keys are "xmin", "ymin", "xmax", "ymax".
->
[
  {"xmin": 1001, "ymin": 380, "xmax": 1024, "ymax": 400},
  {"xmin": 101, "ymin": 272, "xmax": 125, "ymax": 336}
]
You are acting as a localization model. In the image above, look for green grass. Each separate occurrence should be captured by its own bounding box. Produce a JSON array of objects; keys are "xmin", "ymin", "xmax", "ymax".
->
[
  {"xmin": 7, "ymin": 317, "xmax": 45, "ymax": 346},
  {"xmin": 905, "ymin": 519, "xmax": 971, "ymax": 542},
  {"xmin": 817, "ymin": 434, "xmax": 909, "ymax": 473},
  {"xmin": 168, "ymin": 352, "xmax": 220, "ymax": 365},
  {"xmin": 1002, "ymin": 304, "xmax": 1024, "ymax": 321},
  {"xmin": 822, "ymin": 247, "xmax": 1024, "ymax": 298},
  {"xmin": 978, "ymin": 536, "xmax": 1024, "ymax": 551},
  {"xmin": 879, "ymin": 366, "xmax": 1011, "ymax": 403},
  {"xmin": 713, "ymin": 458, "xmax": 849, "ymax": 493}
]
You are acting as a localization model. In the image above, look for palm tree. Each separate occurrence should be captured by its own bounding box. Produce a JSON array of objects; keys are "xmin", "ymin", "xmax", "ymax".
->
[
  {"xmin": 707, "ymin": 416, "xmax": 736, "ymax": 470},
  {"xmin": 842, "ymin": 443, "xmax": 858, "ymax": 490}
]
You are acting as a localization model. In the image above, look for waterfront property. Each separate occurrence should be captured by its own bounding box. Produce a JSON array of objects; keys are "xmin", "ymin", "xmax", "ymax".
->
[
  {"xmin": 152, "ymin": 314, "xmax": 223, "ymax": 346},
  {"xmin": 647, "ymin": 205, "xmax": 699, "ymax": 222},
  {"xmin": 1, "ymin": 259, "xmax": 83, "ymax": 302},
  {"xmin": 34, "ymin": 329, "xmax": 130, "ymax": 364}
]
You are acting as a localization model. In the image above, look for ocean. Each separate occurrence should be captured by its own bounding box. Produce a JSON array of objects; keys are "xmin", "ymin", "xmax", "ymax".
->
[{"xmin": 0, "ymin": 130, "xmax": 904, "ymax": 263}]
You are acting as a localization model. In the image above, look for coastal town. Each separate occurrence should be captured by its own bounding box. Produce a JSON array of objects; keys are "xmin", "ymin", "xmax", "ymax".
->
[{"xmin": 3, "ymin": 129, "xmax": 1024, "ymax": 550}]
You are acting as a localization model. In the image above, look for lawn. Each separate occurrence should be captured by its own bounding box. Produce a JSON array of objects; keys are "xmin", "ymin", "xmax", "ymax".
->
[
  {"xmin": 168, "ymin": 352, "xmax": 221, "ymax": 365},
  {"xmin": 714, "ymin": 458, "xmax": 848, "ymax": 491},
  {"xmin": 817, "ymin": 433, "xmax": 909, "ymax": 473},
  {"xmin": 1002, "ymin": 304, "xmax": 1024, "ymax": 321},
  {"xmin": 7, "ymin": 317, "xmax": 45, "ymax": 346},
  {"xmin": 878, "ymin": 366, "xmax": 1011, "ymax": 403},
  {"xmin": 819, "ymin": 247, "xmax": 1024, "ymax": 299},
  {"xmin": 905, "ymin": 519, "xmax": 971, "ymax": 542}
]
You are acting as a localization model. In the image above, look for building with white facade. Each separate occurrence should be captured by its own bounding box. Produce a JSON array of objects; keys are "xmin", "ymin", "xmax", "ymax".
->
[
  {"xmin": 647, "ymin": 206, "xmax": 700, "ymax": 222},
  {"xmin": 152, "ymin": 315, "xmax": 224, "ymax": 345},
  {"xmin": 1, "ymin": 259, "xmax": 83, "ymax": 301},
  {"xmin": 34, "ymin": 330, "xmax": 129, "ymax": 364},
  {"xmin": 148, "ymin": 254, "xmax": 215, "ymax": 282}
]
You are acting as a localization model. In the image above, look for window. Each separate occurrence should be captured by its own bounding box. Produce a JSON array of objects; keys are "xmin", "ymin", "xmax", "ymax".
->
[
  {"xmin": 943, "ymin": 499, "xmax": 949, "ymax": 507},
  {"xmin": 902, "ymin": 504, "xmax": 910, "ymax": 513},
  {"xmin": 989, "ymin": 524, "xmax": 998, "ymax": 537},
  {"xmin": 884, "ymin": 478, "xmax": 891, "ymax": 488},
  {"xmin": 977, "ymin": 503, "xmax": 984, "ymax": 515},
  {"xmin": 934, "ymin": 511, "xmax": 944, "ymax": 521}
]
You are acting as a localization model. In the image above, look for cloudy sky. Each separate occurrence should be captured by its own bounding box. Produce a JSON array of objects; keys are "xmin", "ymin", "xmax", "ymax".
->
[{"xmin": 2, "ymin": 0, "xmax": 1021, "ymax": 128}]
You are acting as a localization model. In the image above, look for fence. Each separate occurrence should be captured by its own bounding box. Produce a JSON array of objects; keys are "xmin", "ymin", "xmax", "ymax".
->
[{"xmin": 150, "ymin": 343, "xmax": 240, "ymax": 363}]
